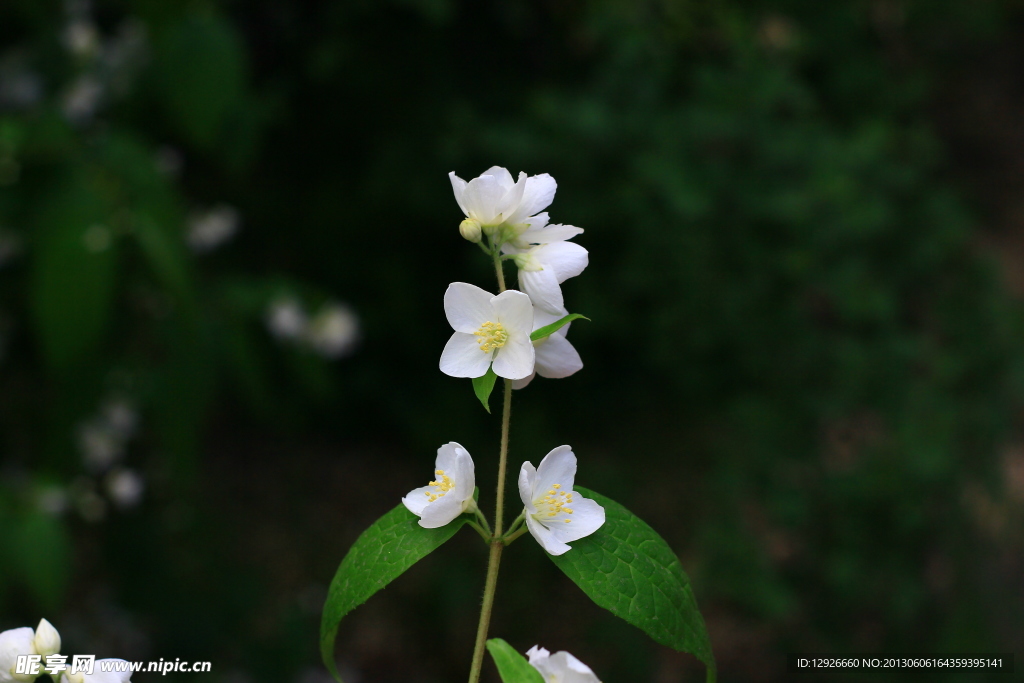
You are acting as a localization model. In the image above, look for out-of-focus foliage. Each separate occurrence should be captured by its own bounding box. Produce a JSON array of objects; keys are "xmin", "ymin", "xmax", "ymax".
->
[{"xmin": 1, "ymin": 1, "xmax": 1022, "ymax": 682}]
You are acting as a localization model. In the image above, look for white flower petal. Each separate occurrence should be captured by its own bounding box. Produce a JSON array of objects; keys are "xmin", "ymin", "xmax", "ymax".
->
[
  {"xmin": 519, "ymin": 267, "xmax": 565, "ymax": 315},
  {"xmin": 32, "ymin": 619, "xmax": 60, "ymax": 658},
  {"xmin": 417, "ymin": 492, "xmax": 464, "ymax": 528},
  {"xmin": 505, "ymin": 173, "xmax": 557, "ymax": 224},
  {"xmin": 533, "ymin": 306, "xmax": 569, "ymax": 336},
  {"xmin": 444, "ymin": 282, "xmax": 495, "ymax": 333},
  {"xmin": 541, "ymin": 495, "xmax": 605, "ymax": 545},
  {"xmin": 448, "ymin": 443, "xmax": 475, "ymax": 500},
  {"xmin": 463, "ymin": 174, "xmax": 506, "ymax": 224},
  {"xmin": 526, "ymin": 513, "xmax": 572, "ymax": 555},
  {"xmin": 491, "ymin": 289, "xmax": 534, "ymax": 336},
  {"xmin": 480, "ymin": 166, "xmax": 515, "ymax": 191},
  {"xmin": 519, "ymin": 223, "xmax": 584, "ymax": 246},
  {"xmin": 536, "ymin": 241, "xmax": 589, "ymax": 283},
  {"xmin": 84, "ymin": 660, "xmax": 133, "ymax": 683},
  {"xmin": 402, "ymin": 485, "xmax": 433, "ymax": 515},
  {"xmin": 496, "ymin": 172, "xmax": 527, "ymax": 219},
  {"xmin": 534, "ymin": 445, "xmax": 577, "ymax": 494},
  {"xmin": 0, "ymin": 627, "xmax": 37, "ymax": 683},
  {"xmin": 440, "ymin": 332, "xmax": 492, "ymax": 378},
  {"xmin": 492, "ymin": 333, "xmax": 534, "ymax": 380},
  {"xmin": 449, "ymin": 172, "xmax": 468, "ymax": 216},
  {"xmin": 510, "ymin": 371, "xmax": 536, "ymax": 390},
  {"xmin": 518, "ymin": 461, "xmax": 538, "ymax": 515},
  {"xmin": 535, "ymin": 334, "xmax": 582, "ymax": 379}
]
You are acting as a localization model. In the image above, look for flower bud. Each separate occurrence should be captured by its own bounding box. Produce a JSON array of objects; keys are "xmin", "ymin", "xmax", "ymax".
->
[
  {"xmin": 513, "ymin": 252, "xmax": 544, "ymax": 272},
  {"xmin": 459, "ymin": 218, "xmax": 482, "ymax": 243},
  {"xmin": 33, "ymin": 619, "xmax": 60, "ymax": 658}
]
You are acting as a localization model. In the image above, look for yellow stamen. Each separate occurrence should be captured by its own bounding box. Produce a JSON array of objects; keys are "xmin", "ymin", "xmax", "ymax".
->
[{"xmin": 474, "ymin": 321, "xmax": 508, "ymax": 353}]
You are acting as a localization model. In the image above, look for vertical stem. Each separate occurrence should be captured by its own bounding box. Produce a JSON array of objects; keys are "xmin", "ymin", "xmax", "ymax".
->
[
  {"xmin": 467, "ymin": 378, "xmax": 513, "ymax": 683},
  {"xmin": 492, "ymin": 246, "xmax": 507, "ymax": 292}
]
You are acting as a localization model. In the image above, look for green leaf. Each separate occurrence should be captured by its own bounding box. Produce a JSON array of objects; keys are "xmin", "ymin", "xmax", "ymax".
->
[
  {"xmin": 472, "ymin": 367, "xmax": 498, "ymax": 413},
  {"xmin": 320, "ymin": 503, "xmax": 468, "ymax": 682},
  {"xmin": 549, "ymin": 487, "xmax": 716, "ymax": 681},
  {"xmin": 486, "ymin": 639, "xmax": 544, "ymax": 683},
  {"xmin": 530, "ymin": 313, "xmax": 589, "ymax": 342}
]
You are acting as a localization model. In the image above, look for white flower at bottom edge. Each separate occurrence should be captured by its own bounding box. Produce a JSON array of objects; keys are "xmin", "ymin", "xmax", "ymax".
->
[
  {"xmin": 440, "ymin": 282, "xmax": 535, "ymax": 380},
  {"xmin": 402, "ymin": 442, "xmax": 476, "ymax": 528},
  {"xmin": 518, "ymin": 446, "xmax": 605, "ymax": 556},
  {"xmin": 512, "ymin": 306, "xmax": 583, "ymax": 390},
  {"xmin": 526, "ymin": 645, "xmax": 602, "ymax": 683},
  {"xmin": 32, "ymin": 619, "xmax": 60, "ymax": 658},
  {"xmin": 63, "ymin": 659, "xmax": 132, "ymax": 683},
  {"xmin": 0, "ymin": 626, "xmax": 37, "ymax": 683}
]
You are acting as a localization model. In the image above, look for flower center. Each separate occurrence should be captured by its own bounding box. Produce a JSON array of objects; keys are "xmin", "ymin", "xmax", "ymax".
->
[
  {"xmin": 423, "ymin": 469, "xmax": 455, "ymax": 503},
  {"xmin": 534, "ymin": 483, "xmax": 574, "ymax": 523},
  {"xmin": 474, "ymin": 321, "xmax": 508, "ymax": 353}
]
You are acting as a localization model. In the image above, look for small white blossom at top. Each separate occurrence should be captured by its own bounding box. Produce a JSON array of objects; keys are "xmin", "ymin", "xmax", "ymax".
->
[
  {"xmin": 526, "ymin": 645, "xmax": 602, "ymax": 683},
  {"xmin": 517, "ymin": 446, "xmax": 605, "ymax": 556},
  {"xmin": 440, "ymin": 283, "xmax": 535, "ymax": 380},
  {"xmin": 186, "ymin": 204, "xmax": 240, "ymax": 253},
  {"xmin": 402, "ymin": 442, "xmax": 476, "ymax": 528},
  {"xmin": 0, "ymin": 625, "xmax": 37, "ymax": 683},
  {"xmin": 304, "ymin": 302, "xmax": 360, "ymax": 359},
  {"xmin": 449, "ymin": 167, "xmax": 556, "ymax": 234},
  {"xmin": 512, "ymin": 305, "xmax": 583, "ymax": 390}
]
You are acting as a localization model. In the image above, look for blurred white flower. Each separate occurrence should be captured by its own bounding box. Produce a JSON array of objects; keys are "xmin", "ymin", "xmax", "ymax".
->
[
  {"xmin": 187, "ymin": 204, "xmax": 240, "ymax": 253},
  {"xmin": 517, "ymin": 446, "xmax": 605, "ymax": 555},
  {"xmin": 402, "ymin": 442, "xmax": 476, "ymax": 528},
  {"xmin": 305, "ymin": 302, "xmax": 360, "ymax": 358},
  {"xmin": 63, "ymin": 20, "xmax": 100, "ymax": 58},
  {"xmin": 77, "ymin": 422, "xmax": 123, "ymax": 471},
  {"xmin": 266, "ymin": 297, "xmax": 308, "ymax": 341},
  {"xmin": 0, "ymin": 626, "xmax": 36, "ymax": 683},
  {"xmin": 36, "ymin": 486, "xmax": 69, "ymax": 516},
  {"xmin": 509, "ymin": 241, "xmax": 588, "ymax": 316},
  {"xmin": 526, "ymin": 645, "xmax": 601, "ymax": 683},
  {"xmin": 449, "ymin": 166, "xmax": 556, "ymax": 234},
  {"xmin": 440, "ymin": 282, "xmax": 534, "ymax": 380},
  {"xmin": 511, "ymin": 306, "xmax": 583, "ymax": 390},
  {"xmin": 105, "ymin": 468, "xmax": 144, "ymax": 509},
  {"xmin": 101, "ymin": 399, "xmax": 138, "ymax": 440},
  {"xmin": 62, "ymin": 76, "xmax": 103, "ymax": 123}
]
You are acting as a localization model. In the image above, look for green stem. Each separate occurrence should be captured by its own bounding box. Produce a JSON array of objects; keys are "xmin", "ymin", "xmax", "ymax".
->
[
  {"xmin": 492, "ymin": 246, "xmax": 506, "ymax": 292},
  {"xmin": 466, "ymin": 520, "xmax": 490, "ymax": 543},
  {"xmin": 467, "ymin": 379, "xmax": 514, "ymax": 683},
  {"xmin": 502, "ymin": 525, "xmax": 528, "ymax": 546}
]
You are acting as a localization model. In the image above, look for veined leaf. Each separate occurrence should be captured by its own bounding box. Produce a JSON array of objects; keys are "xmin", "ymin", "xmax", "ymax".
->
[
  {"xmin": 486, "ymin": 638, "xmax": 544, "ymax": 683},
  {"xmin": 472, "ymin": 367, "xmax": 498, "ymax": 413},
  {"xmin": 320, "ymin": 503, "xmax": 467, "ymax": 682},
  {"xmin": 530, "ymin": 313, "xmax": 589, "ymax": 342},
  {"xmin": 549, "ymin": 487, "xmax": 716, "ymax": 682}
]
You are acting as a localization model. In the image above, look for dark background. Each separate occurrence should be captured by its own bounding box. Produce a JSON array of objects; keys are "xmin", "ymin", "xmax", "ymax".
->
[{"xmin": 1, "ymin": 1, "xmax": 1022, "ymax": 681}]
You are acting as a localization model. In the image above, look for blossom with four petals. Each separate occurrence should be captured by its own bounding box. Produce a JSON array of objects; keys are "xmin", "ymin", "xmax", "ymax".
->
[
  {"xmin": 526, "ymin": 645, "xmax": 602, "ymax": 683},
  {"xmin": 517, "ymin": 446, "xmax": 605, "ymax": 555},
  {"xmin": 402, "ymin": 442, "xmax": 476, "ymax": 528},
  {"xmin": 440, "ymin": 283, "xmax": 535, "ymax": 380},
  {"xmin": 449, "ymin": 167, "xmax": 556, "ymax": 235}
]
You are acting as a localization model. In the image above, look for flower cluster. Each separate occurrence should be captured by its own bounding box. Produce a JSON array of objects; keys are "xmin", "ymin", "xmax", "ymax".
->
[
  {"xmin": 405, "ymin": 166, "xmax": 605, "ymax": 555},
  {"xmin": 0, "ymin": 620, "xmax": 131, "ymax": 683}
]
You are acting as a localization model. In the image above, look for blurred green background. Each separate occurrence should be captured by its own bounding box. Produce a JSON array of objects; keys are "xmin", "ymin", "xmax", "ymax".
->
[{"xmin": 1, "ymin": 1, "xmax": 1023, "ymax": 681}]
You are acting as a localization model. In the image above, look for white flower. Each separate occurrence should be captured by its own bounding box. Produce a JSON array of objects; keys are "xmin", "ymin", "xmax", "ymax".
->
[
  {"xmin": 509, "ymin": 242, "xmax": 588, "ymax": 316},
  {"xmin": 0, "ymin": 626, "xmax": 37, "ymax": 683},
  {"xmin": 32, "ymin": 619, "xmax": 60, "ymax": 659},
  {"xmin": 186, "ymin": 204, "xmax": 240, "ymax": 253},
  {"xmin": 402, "ymin": 443, "xmax": 476, "ymax": 528},
  {"xmin": 265, "ymin": 297, "xmax": 308, "ymax": 340},
  {"xmin": 440, "ymin": 283, "xmax": 535, "ymax": 380},
  {"xmin": 526, "ymin": 645, "xmax": 602, "ymax": 683},
  {"xmin": 511, "ymin": 306, "xmax": 583, "ymax": 390},
  {"xmin": 64, "ymin": 660, "xmax": 133, "ymax": 683},
  {"xmin": 518, "ymin": 446, "xmax": 605, "ymax": 556},
  {"xmin": 105, "ymin": 468, "xmax": 145, "ymax": 509},
  {"xmin": 449, "ymin": 167, "xmax": 556, "ymax": 231},
  {"xmin": 304, "ymin": 302, "xmax": 360, "ymax": 358}
]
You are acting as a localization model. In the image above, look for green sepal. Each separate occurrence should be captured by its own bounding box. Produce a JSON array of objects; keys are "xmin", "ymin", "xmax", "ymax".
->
[
  {"xmin": 320, "ymin": 503, "xmax": 468, "ymax": 682},
  {"xmin": 486, "ymin": 639, "xmax": 544, "ymax": 683},
  {"xmin": 530, "ymin": 313, "xmax": 589, "ymax": 342},
  {"xmin": 548, "ymin": 486, "xmax": 717, "ymax": 682},
  {"xmin": 472, "ymin": 366, "xmax": 498, "ymax": 413}
]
